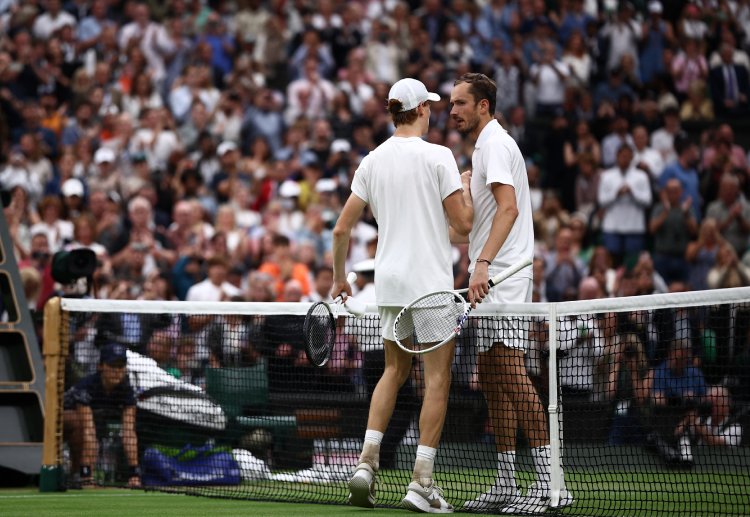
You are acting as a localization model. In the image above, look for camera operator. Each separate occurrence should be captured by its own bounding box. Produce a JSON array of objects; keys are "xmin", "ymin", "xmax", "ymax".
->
[{"xmin": 649, "ymin": 340, "xmax": 709, "ymax": 466}]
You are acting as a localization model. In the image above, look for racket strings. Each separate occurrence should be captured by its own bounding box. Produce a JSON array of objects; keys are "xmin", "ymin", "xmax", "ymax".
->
[
  {"xmin": 394, "ymin": 292, "xmax": 466, "ymax": 352},
  {"xmin": 306, "ymin": 303, "xmax": 336, "ymax": 366}
]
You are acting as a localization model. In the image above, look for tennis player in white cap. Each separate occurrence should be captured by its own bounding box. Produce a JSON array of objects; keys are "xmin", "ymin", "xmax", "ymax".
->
[{"xmin": 332, "ymin": 77, "xmax": 474, "ymax": 513}]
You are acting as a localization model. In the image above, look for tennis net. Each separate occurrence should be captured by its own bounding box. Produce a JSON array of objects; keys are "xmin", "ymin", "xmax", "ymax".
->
[{"xmin": 41, "ymin": 288, "xmax": 750, "ymax": 514}]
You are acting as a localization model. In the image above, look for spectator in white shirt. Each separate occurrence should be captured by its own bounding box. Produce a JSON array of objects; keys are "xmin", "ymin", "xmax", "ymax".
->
[
  {"xmin": 529, "ymin": 40, "xmax": 570, "ymax": 118},
  {"xmin": 632, "ymin": 124, "xmax": 664, "ymax": 181},
  {"xmin": 650, "ymin": 106, "xmax": 681, "ymax": 164},
  {"xmin": 601, "ymin": 116, "xmax": 634, "ymax": 168},
  {"xmin": 185, "ymin": 256, "xmax": 241, "ymax": 302},
  {"xmin": 598, "ymin": 144, "xmax": 653, "ymax": 266},
  {"xmin": 33, "ymin": 0, "xmax": 76, "ymax": 40},
  {"xmin": 118, "ymin": 2, "xmax": 177, "ymax": 84},
  {"xmin": 599, "ymin": 2, "xmax": 641, "ymax": 73},
  {"xmin": 285, "ymin": 56, "xmax": 337, "ymax": 125},
  {"xmin": 130, "ymin": 108, "xmax": 182, "ymax": 170}
]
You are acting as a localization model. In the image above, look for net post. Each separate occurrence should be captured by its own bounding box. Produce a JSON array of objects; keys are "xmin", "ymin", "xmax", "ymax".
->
[
  {"xmin": 547, "ymin": 303, "xmax": 562, "ymax": 507},
  {"xmin": 39, "ymin": 297, "xmax": 65, "ymax": 492}
]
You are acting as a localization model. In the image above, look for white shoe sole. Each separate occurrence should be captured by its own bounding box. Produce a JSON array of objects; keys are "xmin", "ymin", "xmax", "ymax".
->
[
  {"xmin": 553, "ymin": 489, "xmax": 575, "ymax": 509},
  {"xmin": 348, "ymin": 473, "xmax": 375, "ymax": 508},
  {"xmin": 402, "ymin": 491, "xmax": 453, "ymax": 514},
  {"xmin": 462, "ymin": 490, "xmax": 517, "ymax": 512},
  {"xmin": 499, "ymin": 497, "xmax": 549, "ymax": 515}
]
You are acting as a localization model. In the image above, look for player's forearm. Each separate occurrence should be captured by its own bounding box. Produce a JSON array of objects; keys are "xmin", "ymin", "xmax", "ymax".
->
[
  {"xmin": 449, "ymin": 227, "xmax": 469, "ymax": 244},
  {"xmin": 479, "ymin": 203, "xmax": 518, "ymax": 262},
  {"xmin": 331, "ymin": 231, "xmax": 350, "ymax": 281},
  {"xmin": 122, "ymin": 428, "xmax": 139, "ymax": 466},
  {"xmin": 122, "ymin": 408, "xmax": 139, "ymax": 466}
]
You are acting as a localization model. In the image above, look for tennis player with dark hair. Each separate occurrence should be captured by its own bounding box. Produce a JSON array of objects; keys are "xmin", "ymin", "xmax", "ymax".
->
[
  {"xmin": 450, "ymin": 73, "xmax": 573, "ymax": 514},
  {"xmin": 332, "ymin": 77, "xmax": 473, "ymax": 513}
]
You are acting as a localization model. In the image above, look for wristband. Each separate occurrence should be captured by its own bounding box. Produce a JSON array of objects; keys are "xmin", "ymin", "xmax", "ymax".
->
[
  {"xmin": 476, "ymin": 259, "xmax": 492, "ymax": 266},
  {"xmin": 129, "ymin": 465, "xmax": 141, "ymax": 477}
]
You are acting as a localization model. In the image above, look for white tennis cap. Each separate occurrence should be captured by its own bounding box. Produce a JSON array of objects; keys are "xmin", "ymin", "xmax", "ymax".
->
[
  {"xmin": 278, "ymin": 180, "xmax": 301, "ymax": 197},
  {"xmin": 217, "ymin": 141, "xmax": 238, "ymax": 156},
  {"xmin": 61, "ymin": 178, "xmax": 84, "ymax": 198},
  {"xmin": 648, "ymin": 0, "xmax": 662, "ymax": 13},
  {"xmin": 94, "ymin": 147, "xmax": 115, "ymax": 164},
  {"xmin": 388, "ymin": 78, "xmax": 440, "ymax": 112},
  {"xmin": 352, "ymin": 258, "xmax": 375, "ymax": 273}
]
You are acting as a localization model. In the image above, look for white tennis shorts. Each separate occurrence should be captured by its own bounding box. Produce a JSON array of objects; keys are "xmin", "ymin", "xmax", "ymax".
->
[
  {"xmin": 379, "ymin": 306, "xmax": 402, "ymax": 342},
  {"xmin": 475, "ymin": 276, "xmax": 532, "ymax": 353}
]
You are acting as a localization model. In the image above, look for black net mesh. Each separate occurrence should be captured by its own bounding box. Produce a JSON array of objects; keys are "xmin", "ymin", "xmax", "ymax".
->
[{"xmin": 57, "ymin": 298, "xmax": 750, "ymax": 514}]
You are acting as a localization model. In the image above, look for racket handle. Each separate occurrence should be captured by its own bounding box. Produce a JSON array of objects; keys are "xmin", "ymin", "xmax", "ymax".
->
[
  {"xmin": 344, "ymin": 296, "xmax": 367, "ymax": 317},
  {"xmin": 334, "ymin": 272, "xmax": 359, "ymax": 303},
  {"xmin": 488, "ymin": 257, "xmax": 532, "ymax": 287}
]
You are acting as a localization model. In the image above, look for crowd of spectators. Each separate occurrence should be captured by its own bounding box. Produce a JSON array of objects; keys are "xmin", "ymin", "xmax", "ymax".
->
[{"xmin": 2, "ymin": 0, "xmax": 750, "ymax": 451}]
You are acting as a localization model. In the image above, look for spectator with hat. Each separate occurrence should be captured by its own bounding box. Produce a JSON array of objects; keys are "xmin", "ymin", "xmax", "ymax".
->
[
  {"xmin": 640, "ymin": 1, "xmax": 674, "ymax": 86},
  {"xmin": 88, "ymin": 147, "xmax": 120, "ymax": 195},
  {"xmin": 63, "ymin": 342, "xmax": 141, "ymax": 488}
]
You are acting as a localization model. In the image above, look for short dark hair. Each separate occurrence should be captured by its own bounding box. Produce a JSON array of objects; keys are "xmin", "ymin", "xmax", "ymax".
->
[
  {"xmin": 387, "ymin": 99, "xmax": 419, "ymax": 126},
  {"xmin": 454, "ymin": 73, "xmax": 497, "ymax": 114},
  {"xmin": 314, "ymin": 265, "xmax": 333, "ymax": 277},
  {"xmin": 673, "ymin": 132, "xmax": 693, "ymax": 155},
  {"xmin": 272, "ymin": 234, "xmax": 291, "ymax": 247}
]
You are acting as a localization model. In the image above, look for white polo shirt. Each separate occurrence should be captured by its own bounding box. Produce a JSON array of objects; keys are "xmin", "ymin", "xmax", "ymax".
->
[
  {"xmin": 468, "ymin": 119, "xmax": 533, "ymax": 278},
  {"xmin": 597, "ymin": 164, "xmax": 652, "ymax": 234},
  {"xmin": 351, "ymin": 136, "xmax": 462, "ymax": 305}
]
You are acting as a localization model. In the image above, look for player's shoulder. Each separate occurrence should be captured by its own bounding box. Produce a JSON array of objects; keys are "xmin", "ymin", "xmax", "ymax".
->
[{"xmin": 423, "ymin": 141, "xmax": 454, "ymax": 157}]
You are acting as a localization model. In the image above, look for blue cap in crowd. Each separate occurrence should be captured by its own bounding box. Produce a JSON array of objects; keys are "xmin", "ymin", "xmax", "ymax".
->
[{"xmin": 100, "ymin": 343, "xmax": 128, "ymax": 366}]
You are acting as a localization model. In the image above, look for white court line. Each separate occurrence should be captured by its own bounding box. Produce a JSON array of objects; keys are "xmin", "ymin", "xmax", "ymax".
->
[{"xmin": 0, "ymin": 492, "xmax": 172, "ymax": 499}]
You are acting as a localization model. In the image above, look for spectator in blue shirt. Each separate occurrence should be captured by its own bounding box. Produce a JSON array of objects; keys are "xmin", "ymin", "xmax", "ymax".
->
[
  {"xmin": 649, "ymin": 340, "xmax": 709, "ymax": 466},
  {"xmin": 659, "ymin": 133, "xmax": 702, "ymax": 221}
]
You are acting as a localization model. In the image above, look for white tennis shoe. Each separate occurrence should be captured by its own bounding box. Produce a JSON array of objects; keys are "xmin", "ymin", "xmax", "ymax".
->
[
  {"xmin": 553, "ymin": 484, "xmax": 575, "ymax": 509},
  {"xmin": 499, "ymin": 482, "xmax": 550, "ymax": 515},
  {"xmin": 401, "ymin": 480, "xmax": 454, "ymax": 513},
  {"xmin": 462, "ymin": 483, "xmax": 519, "ymax": 512},
  {"xmin": 348, "ymin": 463, "xmax": 377, "ymax": 508}
]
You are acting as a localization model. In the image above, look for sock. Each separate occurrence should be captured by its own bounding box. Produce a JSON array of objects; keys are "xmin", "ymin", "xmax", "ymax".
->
[
  {"xmin": 359, "ymin": 429, "xmax": 383, "ymax": 470},
  {"xmin": 497, "ymin": 451, "xmax": 517, "ymax": 488},
  {"xmin": 531, "ymin": 445, "xmax": 552, "ymax": 488},
  {"xmin": 412, "ymin": 445, "xmax": 437, "ymax": 486}
]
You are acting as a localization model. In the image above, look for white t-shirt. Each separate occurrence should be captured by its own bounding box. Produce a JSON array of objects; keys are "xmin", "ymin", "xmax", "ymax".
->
[
  {"xmin": 350, "ymin": 136, "xmax": 462, "ymax": 305},
  {"xmin": 468, "ymin": 120, "xmax": 533, "ymax": 279},
  {"xmin": 597, "ymin": 165, "xmax": 653, "ymax": 234},
  {"xmin": 530, "ymin": 61, "xmax": 569, "ymax": 105},
  {"xmin": 186, "ymin": 279, "xmax": 241, "ymax": 302}
]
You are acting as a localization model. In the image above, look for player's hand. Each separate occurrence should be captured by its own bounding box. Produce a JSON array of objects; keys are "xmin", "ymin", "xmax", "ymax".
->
[
  {"xmin": 461, "ymin": 169, "xmax": 472, "ymax": 190},
  {"xmin": 468, "ymin": 265, "xmax": 490, "ymax": 308},
  {"xmin": 127, "ymin": 475, "xmax": 141, "ymax": 488},
  {"xmin": 331, "ymin": 277, "xmax": 352, "ymax": 301},
  {"xmin": 682, "ymin": 196, "xmax": 693, "ymax": 213}
]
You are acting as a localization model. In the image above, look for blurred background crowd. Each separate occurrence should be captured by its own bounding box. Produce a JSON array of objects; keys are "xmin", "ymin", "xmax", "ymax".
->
[{"xmin": 4, "ymin": 0, "xmax": 750, "ymax": 310}]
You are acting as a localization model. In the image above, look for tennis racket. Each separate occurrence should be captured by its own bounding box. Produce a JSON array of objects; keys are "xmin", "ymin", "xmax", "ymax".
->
[
  {"xmin": 304, "ymin": 272, "xmax": 358, "ymax": 367},
  {"xmin": 392, "ymin": 258, "xmax": 532, "ymax": 355}
]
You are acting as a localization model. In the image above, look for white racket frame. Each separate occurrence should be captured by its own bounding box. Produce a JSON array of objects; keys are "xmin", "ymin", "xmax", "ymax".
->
[{"xmin": 392, "ymin": 258, "xmax": 532, "ymax": 354}]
